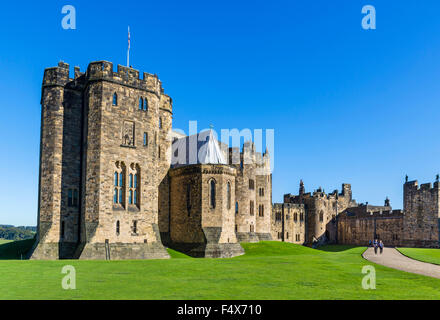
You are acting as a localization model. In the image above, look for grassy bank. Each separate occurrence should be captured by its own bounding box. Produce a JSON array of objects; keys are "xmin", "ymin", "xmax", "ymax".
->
[{"xmin": 0, "ymin": 241, "xmax": 439, "ymax": 300}]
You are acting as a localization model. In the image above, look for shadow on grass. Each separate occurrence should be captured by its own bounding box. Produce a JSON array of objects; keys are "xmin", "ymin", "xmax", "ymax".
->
[
  {"xmin": 317, "ymin": 245, "xmax": 361, "ymax": 252},
  {"xmin": 0, "ymin": 238, "xmax": 35, "ymax": 260}
]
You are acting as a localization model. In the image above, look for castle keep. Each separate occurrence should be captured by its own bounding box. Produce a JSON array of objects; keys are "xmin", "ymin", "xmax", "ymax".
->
[
  {"xmin": 31, "ymin": 60, "xmax": 439, "ymax": 260},
  {"xmin": 30, "ymin": 61, "xmax": 272, "ymax": 260}
]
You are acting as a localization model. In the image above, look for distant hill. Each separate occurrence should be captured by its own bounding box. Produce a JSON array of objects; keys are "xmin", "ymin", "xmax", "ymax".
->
[{"xmin": 0, "ymin": 225, "xmax": 36, "ymax": 241}]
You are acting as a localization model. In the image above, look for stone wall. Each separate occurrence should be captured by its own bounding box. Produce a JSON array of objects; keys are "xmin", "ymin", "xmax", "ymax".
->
[
  {"xmin": 32, "ymin": 61, "xmax": 170, "ymax": 260},
  {"xmin": 271, "ymin": 203, "xmax": 306, "ymax": 244},
  {"xmin": 403, "ymin": 180, "xmax": 440, "ymax": 248},
  {"xmin": 169, "ymin": 164, "xmax": 244, "ymax": 258},
  {"xmin": 284, "ymin": 183, "xmax": 355, "ymax": 244},
  {"xmin": 337, "ymin": 210, "xmax": 404, "ymax": 247}
]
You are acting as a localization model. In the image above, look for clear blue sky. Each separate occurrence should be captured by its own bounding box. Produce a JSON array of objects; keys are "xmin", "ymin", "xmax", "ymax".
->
[{"xmin": 1, "ymin": 0, "xmax": 440, "ymax": 226}]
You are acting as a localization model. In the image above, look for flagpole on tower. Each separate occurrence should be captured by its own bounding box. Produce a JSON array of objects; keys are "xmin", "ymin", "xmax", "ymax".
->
[{"xmin": 127, "ymin": 26, "xmax": 131, "ymax": 67}]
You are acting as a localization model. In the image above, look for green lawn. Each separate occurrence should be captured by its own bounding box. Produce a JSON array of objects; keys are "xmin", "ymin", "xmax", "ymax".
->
[
  {"xmin": 1, "ymin": 241, "xmax": 440, "ymax": 300},
  {"xmin": 397, "ymin": 248, "xmax": 440, "ymax": 265},
  {"xmin": 0, "ymin": 240, "xmax": 12, "ymax": 245}
]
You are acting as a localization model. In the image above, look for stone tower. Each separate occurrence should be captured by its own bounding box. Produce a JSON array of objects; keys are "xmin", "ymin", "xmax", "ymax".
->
[
  {"xmin": 30, "ymin": 61, "xmax": 170, "ymax": 260},
  {"xmin": 167, "ymin": 130, "xmax": 244, "ymax": 257},
  {"xmin": 231, "ymin": 142, "xmax": 272, "ymax": 242},
  {"xmin": 284, "ymin": 182, "xmax": 354, "ymax": 245},
  {"xmin": 403, "ymin": 179, "xmax": 440, "ymax": 248}
]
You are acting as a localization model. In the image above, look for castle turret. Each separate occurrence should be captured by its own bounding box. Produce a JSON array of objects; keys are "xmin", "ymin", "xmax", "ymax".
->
[
  {"xmin": 32, "ymin": 61, "xmax": 171, "ymax": 260},
  {"xmin": 30, "ymin": 62, "xmax": 71, "ymax": 259},
  {"xmin": 403, "ymin": 179, "xmax": 440, "ymax": 247}
]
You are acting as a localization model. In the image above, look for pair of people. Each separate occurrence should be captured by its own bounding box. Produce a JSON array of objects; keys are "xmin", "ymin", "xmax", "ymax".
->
[{"xmin": 372, "ymin": 239, "xmax": 384, "ymax": 255}]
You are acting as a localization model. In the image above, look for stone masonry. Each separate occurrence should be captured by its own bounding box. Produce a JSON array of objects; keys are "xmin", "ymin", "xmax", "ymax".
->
[{"xmin": 30, "ymin": 61, "xmax": 272, "ymax": 260}]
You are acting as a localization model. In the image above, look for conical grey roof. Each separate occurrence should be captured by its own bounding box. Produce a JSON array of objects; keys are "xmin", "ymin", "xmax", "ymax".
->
[{"xmin": 171, "ymin": 130, "xmax": 227, "ymax": 167}]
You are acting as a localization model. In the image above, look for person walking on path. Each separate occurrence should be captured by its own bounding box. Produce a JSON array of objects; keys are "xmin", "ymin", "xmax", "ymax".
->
[
  {"xmin": 379, "ymin": 240, "xmax": 384, "ymax": 254},
  {"xmin": 373, "ymin": 239, "xmax": 378, "ymax": 255},
  {"xmin": 369, "ymin": 240, "xmax": 372, "ymax": 247}
]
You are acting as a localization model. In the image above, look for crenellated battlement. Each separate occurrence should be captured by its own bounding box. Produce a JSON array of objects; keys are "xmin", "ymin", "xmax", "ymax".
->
[
  {"xmin": 285, "ymin": 183, "xmax": 352, "ymax": 202},
  {"xmin": 42, "ymin": 62, "xmax": 71, "ymax": 87},
  {"xmin": 42, "ymin": 60, "xmax": 165, "ymax": 97},
  {"xmin": 404, "ymin": 180, "xmax": 440, "ymax": 193}
]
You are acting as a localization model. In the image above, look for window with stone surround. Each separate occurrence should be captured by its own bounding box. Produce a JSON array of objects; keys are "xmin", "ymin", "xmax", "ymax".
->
[
  {"xmin": 259, "ymin": 188, "xmax": 265, "ymax": 196},
  {"xmin": 186, "ymin": 184, "xmax": 191, "ymax": 216},
  {"xmin": 128, "ymin": 164, "xmax": 140, "ymax": 207},
  {"xmin": 209, "ymin": 179, "xmax": 216, "ymax": 209},
  {"xmin": 139, "ymin": 97, "xmax": 143, "ymax": 110},
  {"xmin": 116, "ymin": 221, "xmax": 120, "ymax": 236},
  {"xmin": 258, "ymin": 204, "xmax": 264, "ymax": 217},
  {"xmin": 300, "ymin": 212, "xmax": 304, "ymax": 221},
  {"xmin": 249, "ymin": 179, "xmax": 255, "ymax": 190},
  {"xmin": 132, "ymin": 220, "xmax": 138, "ymax": 235},
  {"xmin": 227, "ymin": 182, "xmax": 231, "ymax": 210},
  {"xmin": 250, "ymin": 201, "xmax": 254, "ymax": 216},
  {"xmin": 144, "ymin": 98, "xmax": 148, "ymax": 111},
  {"xmin": 143, "ymin": 132, "xmax": 148, "ymax": 146},
  {"xmin": 113, "ymin": 162, "xmax": 126, "ymax": 206},
  {"xmin": 113, "ymin": 93, "xmax": 118, "ymax": 106},
  {"xmin": 294, "ymin": 212, "xmax": 298, "ymax": 222},
  {"xmin": 235, "ymin": 202, "xmax": 239, "ymax": 215},
  {"xmin": 250, "ymin": 225, "xmax": 254, "ymax": 233},
  {"xmin": 319, "ymin": 211, "xmax": 324, "ymax": 222},
  {"xmin": 159, "ymin": 117, "xmax": 163, "ymax": 129}
]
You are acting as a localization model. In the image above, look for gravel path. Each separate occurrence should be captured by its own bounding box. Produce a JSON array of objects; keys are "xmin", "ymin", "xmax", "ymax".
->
[{"xmin": 363, "ymin": 247, "xmax": 440, "ymax": 279}]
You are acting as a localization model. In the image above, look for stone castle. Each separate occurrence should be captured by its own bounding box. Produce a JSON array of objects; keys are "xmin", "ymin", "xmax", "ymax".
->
[
  {"xmin": 30, "ymin": 61, "xmax": 271, "ymax": 260},
  {"xmin": 30, "ymin": 61, "xmax": 439, "ymax": 260},
  {"xmin": 273, "ymin": 177, "xmax": 440, "ymax": 249}
]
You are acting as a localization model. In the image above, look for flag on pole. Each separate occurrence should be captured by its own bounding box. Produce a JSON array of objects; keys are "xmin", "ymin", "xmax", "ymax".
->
[{"xmin": 127, "ymin": 26, "xmax": 131, "ymax": 67}]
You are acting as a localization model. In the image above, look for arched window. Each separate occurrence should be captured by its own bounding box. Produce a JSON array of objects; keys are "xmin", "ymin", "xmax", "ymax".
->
[
  {"xmin": 116, "ymin": 221, "xmax": 120, "ymax": 236},
  {"xmin": 259, "ymin": 205, "xmax": 264, "ymax": 217},
  {"xmin": 128, "ymin": 165, "xmax": 140, "ymax": 206},
  {"xmin": 210, "ymin": 180, "xmax": 216, "ymax": 209},
  {"xmin": 227, "ymin": 182, "xmax": 231, "ymax": 210},
  {"xmin": 235, "ymin": 202, "xmax": 239, "ymax": 215},
  {"xmin": 294, "ymin": 212, "xmax": 298, "ymax": 222},
  {"xmin": 139, "ymin": 97, "xmax": 143, "ymax": 110},
  {"xmin": 114, "ymin": 162, "xmax": 126, "ymax": 206},
  {"xmin": 144, "ymin": 98, "xmax": 148, "ymax": 111},
  {"xmin": 119, "ymin": 172, "xmax": 124, "ymax": 204},
  {"xmin": 133, "ymin": 220, "xmax": 137, "ymax": 234},
  {"xmin": 113, "ymin": 93, "xmax": 118, "ymax": 106},
  {"xmin": 129, "ymin": 190, "xmax": 133, "ymax": 204},
  {"xmin": 186, "ymin": 184, "xmax": 191, "ymax": 215},
  {"xmin": 159, "ymin": 117, "xmax": 163, "ymax": 129},
  {"xmin": 143, "ymin": 132, "xmax": 148, "ymax": 146},
  {"xmin": 319, "ymin": 211, "xmax": 324, "ymax": 222}
]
